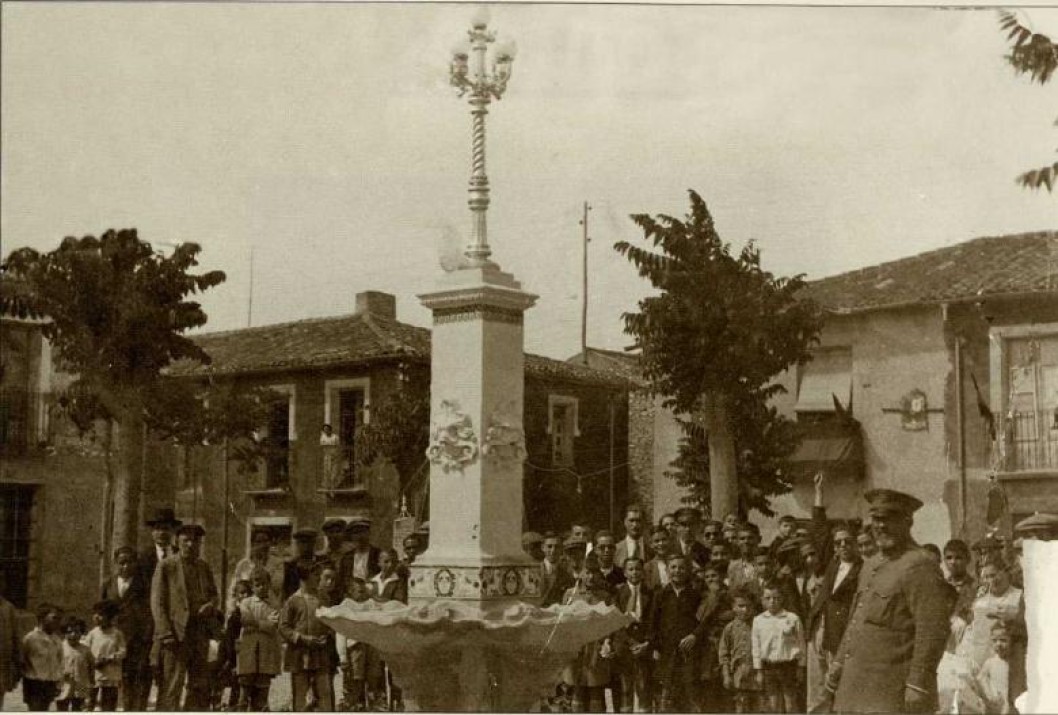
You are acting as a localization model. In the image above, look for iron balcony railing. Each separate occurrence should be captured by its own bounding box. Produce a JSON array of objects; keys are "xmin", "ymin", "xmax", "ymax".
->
[{"xmin": 1006, "ymin": 409, "xmax": 1058, "ymax": 472}]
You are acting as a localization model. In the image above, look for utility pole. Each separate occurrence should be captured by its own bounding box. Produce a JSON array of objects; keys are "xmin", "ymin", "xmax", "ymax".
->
[
  {"xmin": 247, "ymin": 245, "xmax": 255, "ymax": 328},
  {"xmin": 580, "ymin": 202, "xmax": 591, "ymax": 365}
]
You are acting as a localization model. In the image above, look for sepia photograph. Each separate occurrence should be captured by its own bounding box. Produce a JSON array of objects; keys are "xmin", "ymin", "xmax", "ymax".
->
[{"xmin": 2, "ymin": 1, "xmax": 1057, "ymax": 712}]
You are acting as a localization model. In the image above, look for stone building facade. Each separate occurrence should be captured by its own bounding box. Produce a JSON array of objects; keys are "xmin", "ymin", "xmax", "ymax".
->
[{"xmin": 767, "ymin": 232, "xmax": 1058, "ymax": 545}]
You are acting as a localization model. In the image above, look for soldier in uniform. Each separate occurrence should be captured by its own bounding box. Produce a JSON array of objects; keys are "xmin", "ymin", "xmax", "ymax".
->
[{"xmin": 824, "ymin": 489, "xmax": 953, "ymax": 714}]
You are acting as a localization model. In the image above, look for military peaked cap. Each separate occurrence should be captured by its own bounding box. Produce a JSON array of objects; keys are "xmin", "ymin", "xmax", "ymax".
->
[{"xmin": 864, "ymin": 488, "xmax": 923, "ymax": 516}]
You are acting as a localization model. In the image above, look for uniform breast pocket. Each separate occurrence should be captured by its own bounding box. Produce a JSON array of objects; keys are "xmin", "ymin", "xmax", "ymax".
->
[{"xmin": 863, "ymin": 589, "xmax": 893, "ymax": 626}]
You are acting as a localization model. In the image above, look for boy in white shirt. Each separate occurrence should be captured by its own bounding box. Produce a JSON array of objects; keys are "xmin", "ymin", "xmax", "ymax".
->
[
  {"xmin": 751, "ymin": 583, "xmax": 805, "ymax": 714},
  {"xmin": 83, "ymin": 600, "xmax": 126, "ymax": 712}
]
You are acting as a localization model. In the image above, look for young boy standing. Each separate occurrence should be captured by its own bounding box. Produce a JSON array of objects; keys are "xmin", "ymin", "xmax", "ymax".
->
[
  {"xmin": 615, "ymin": 557, "xmax": 653, "ymax": 713},
  {"xmin": 972, "ymin": 618, "xmax": 1015, "ymax": 714},
  {"xmin": 752, "ymin": 583, "xmax": 805, "ymax": 714},
  {"xmin": 237, "ymin": 570, "xmax": 282, "ymax": 711},
  {"xmin": 21, "ymin": 603, "xmax": 63, "ymax": 712},
  {"xmin": 55, "ymin": 617, "xmax": 92, "ymax": 712},
  {"xmin": 369, "ymin": 549, "xmax": 406, "ymax": 711},
  {"xmin": 719, "ymin": 589, "xmax": 759, "ymax": 714},
  {"xmin": 280, "ymin": 560, "xmax": 336, "ymax": 712},
  {"xmin": 650, "ymin": 555, "xmax": 705, "ymax": 712},
  {"xmin": 337, "ymin": 578, "xmax": 373, "ymax": 711},
  {"xmin": 697, "ymin": 562, "xmax": 733, "ymax": 713},
  {"xmin": 83, "ymin": 599, "xmax": 127, "ymax": 712}
]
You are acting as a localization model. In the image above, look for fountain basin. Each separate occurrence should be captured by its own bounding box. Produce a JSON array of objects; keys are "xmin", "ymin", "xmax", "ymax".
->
[{"xmin": 318, "ymin": 598, "xmax": 632, "ymax": 711}]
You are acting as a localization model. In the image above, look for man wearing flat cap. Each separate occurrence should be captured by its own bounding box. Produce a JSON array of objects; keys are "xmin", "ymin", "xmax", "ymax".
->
[
  {"xmin": 345, "ymin": 515, "xmax": 380, "ymax": 585},
  {"xmin": 1014, "ymin": 512, "xmax": 1058, "ymax": 542},
  {"xmin": 824, "ymin": 489, "xmax": 953, "ymax": 713},
  {"xmin": 151, "ymin": 523, "xmax": 219, "ymax": 711}
]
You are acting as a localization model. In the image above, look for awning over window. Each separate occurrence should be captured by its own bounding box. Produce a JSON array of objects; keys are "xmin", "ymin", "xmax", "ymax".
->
[
  {"xmin": 796, "ymin": 348, "xmax": 852, "ymax": 413},
  {"xmin": 787, "ymin": 418, "xmax": 864, "ymax": 480}
]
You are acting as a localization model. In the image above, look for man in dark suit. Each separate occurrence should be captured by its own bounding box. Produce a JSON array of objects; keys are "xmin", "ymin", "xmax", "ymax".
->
[
  {"xmin": 672, "ymin": 507, "xmax": 709, "ymax": 567},
  {"xmin": 138, "ymin": 506, "xmax": 182, "ymax": 582},
  {"xmin": 642, "ymin": 527, "xmax": 673, "ymax": 592},
  {"xmin": 615, "ymin": 557, "xmax": 654, "ymax": 713},
  {"xmin": 594, "ymin": 531, "xmax": 627, "ymax": 589},
  {"xmin": 650, "ymin": 555, "xmax": 708, "ymax": 712},
  {"xmin": 539, "ymin": 533, "xmax": 572, "ymax": 607},
  {"xmin": 151, "ymin": 523, "xmax": 219, "ymax": 711},
  {"xmin": 805, "ymin": 524, "xmax": 862, "ymax": 712},
  {"xmin": 615, "ymin": 506, "xmax": 651, "ymax": 568},
  {"xmin": 138, "ymin": 506, "xmax": 181, "ymax": 705},
  {"xmin": 102, "ymin": 546, "xmax": 153, "ymax": 711}
]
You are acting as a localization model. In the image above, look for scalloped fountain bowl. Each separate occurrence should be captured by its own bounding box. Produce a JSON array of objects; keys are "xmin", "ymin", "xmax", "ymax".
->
[{"xmin": 318, "ymin": 598, "xmax": 631, "ymax": 711}]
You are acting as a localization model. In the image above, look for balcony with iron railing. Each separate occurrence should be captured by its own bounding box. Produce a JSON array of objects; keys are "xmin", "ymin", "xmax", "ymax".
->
[
  {"xmin": 317, "ymin": 444, "xmax": 367, "ymax": 496},
  {"xmin": 1005, "ymin": 409, "xmax": 1058, "ymax": 472}
]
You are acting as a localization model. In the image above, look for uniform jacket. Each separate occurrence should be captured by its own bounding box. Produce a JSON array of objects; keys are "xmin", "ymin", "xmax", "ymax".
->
[
  {"xmin": 806, "ymin": 556, "xmax": 862, "ymax": 655},
  {"xmin": 279, "ymin": 590, "xmax": 332, "ymax": 673},
  {"xmin": 150, "ymin": 556, "xmax": 219, "ymax": 644},
  {"xmin": 236, "ymin": 595, "xmax": 282, "ymax": 676},
  {"xmin": 832, "ymin": 546, "xmax": 955, "ymax": 713},
  {"xmin": 101, "ymin": 574, "xmax": 154, "ymax": 662}
]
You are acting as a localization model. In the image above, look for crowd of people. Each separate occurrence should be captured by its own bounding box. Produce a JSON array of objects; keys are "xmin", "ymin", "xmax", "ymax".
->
[
  {"xmin": 0, "ymin": 473, "xmax": 1053, "ymax": 713},
  {"xmin": 527, "ymin": 475, "xmax": 1044, "ymax": 714},
  {"xmin": 1, "ymin": 507, "xmax": 424, "ymax": 713}
]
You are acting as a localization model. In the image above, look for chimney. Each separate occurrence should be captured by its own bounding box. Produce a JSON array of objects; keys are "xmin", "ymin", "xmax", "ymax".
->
[{"xmin": 355, "ymin": 291, "xmax": 397, "ymax": 320}]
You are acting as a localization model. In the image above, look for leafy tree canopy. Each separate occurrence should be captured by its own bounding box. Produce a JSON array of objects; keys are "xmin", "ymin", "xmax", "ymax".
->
[
  {"xmin": 3, "ymin": 229, "xmax": 226, "ymax": 412},
  {"xmin": 616, "ymin": 190, "xmax": 823, "ymax": 515},
  {"xmin": 998, "ymin": 11, "xmax": 1057, "ymax": 192},
  {"xmin": 616, "ymin": 190, "xmax": 822, "ymax": 415}
]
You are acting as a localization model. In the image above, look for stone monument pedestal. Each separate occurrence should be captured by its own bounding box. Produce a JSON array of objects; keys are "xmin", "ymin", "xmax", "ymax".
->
[{"xmin": 408, "ymin": 264, "xmax": 541, "ymax": 605}]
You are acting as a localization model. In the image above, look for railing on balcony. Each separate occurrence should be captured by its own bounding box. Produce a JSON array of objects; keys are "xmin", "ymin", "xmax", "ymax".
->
[
  {"xmin": 318, "ymin": 444, "xmax": 365, "ymax": 492},
  {"xmin": 1007, "ymin": 409, "xmax": 1058, "ymax": 472}
]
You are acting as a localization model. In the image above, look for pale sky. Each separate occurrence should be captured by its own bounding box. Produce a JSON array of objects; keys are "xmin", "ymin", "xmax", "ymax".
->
[{"xmin": 3, "ymin": 3, "xmax": 1056, "ymax": 359}]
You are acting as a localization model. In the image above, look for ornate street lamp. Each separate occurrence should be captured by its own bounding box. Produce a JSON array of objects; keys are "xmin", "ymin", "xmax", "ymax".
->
[{"xmin": 449, "ymin": 13, "xmax": 517, "ymax": 267}]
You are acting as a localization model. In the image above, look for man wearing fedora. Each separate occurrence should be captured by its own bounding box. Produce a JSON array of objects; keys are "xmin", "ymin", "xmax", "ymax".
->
[
  {"xmin": 151, "ymin": 523, "xmax": 219, "ymax": 711},
  {"xmin": 138, "ymin": 507, "xmax": 182, "ymax": 583},
  {"xmin": 824, "ymin": 489, "xmax": 953, "ymax": 713}
]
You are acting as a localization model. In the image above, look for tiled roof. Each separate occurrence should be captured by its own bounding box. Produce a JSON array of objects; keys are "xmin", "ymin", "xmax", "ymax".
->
[
  {"xmin": 567, "ymin": 347, "xmax": 647, "ymax": 387},
  {"xmin": 802, "ymin": 232, "xmax": 1058, "ymax": 315},
  {"xmin": 170, "ymin": 312, "xmax": 628, "ymax": 388}
]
